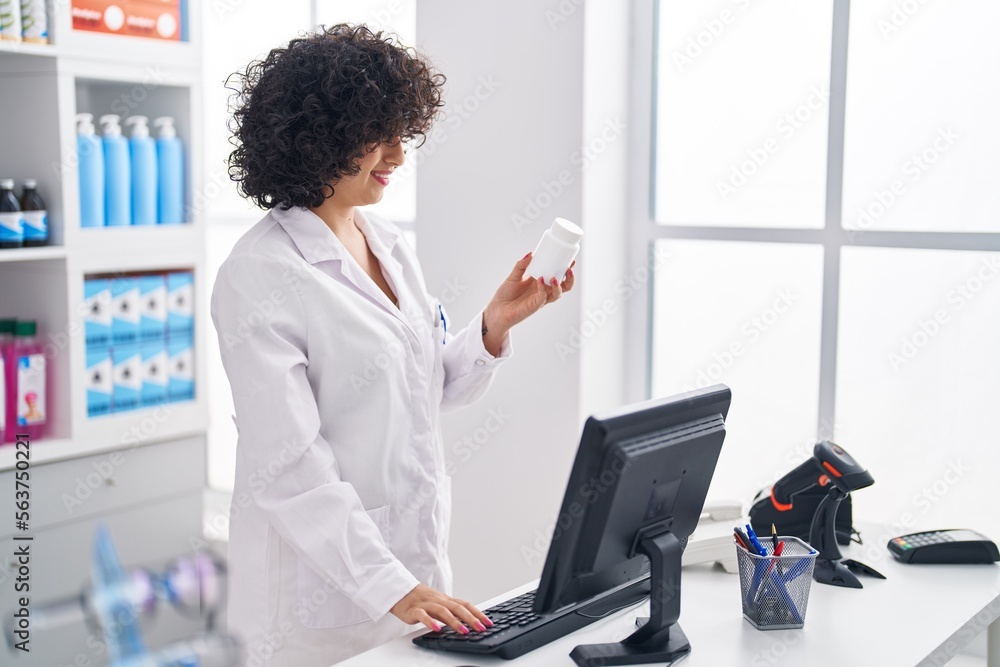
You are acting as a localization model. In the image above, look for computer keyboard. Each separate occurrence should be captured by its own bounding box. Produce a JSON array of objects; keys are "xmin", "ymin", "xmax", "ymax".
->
[{"xmin": 412, "ymin": 576, "xmax": 651, "ymax": 660}]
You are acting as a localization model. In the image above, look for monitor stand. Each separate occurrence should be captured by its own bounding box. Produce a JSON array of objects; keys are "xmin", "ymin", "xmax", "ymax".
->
[{"xmin": 570, "ymin": 529, "xmax": 691, "ymax": 667}]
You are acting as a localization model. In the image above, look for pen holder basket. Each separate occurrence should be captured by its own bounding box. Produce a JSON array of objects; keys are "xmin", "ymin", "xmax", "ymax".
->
[{"xmin": 736, "ymin": 536, "xmax": 818, "ymax": 631}]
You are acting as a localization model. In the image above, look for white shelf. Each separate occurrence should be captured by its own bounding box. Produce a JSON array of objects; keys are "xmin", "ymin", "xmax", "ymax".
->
[
  {"xmin": 57, "ymin": 36, "xmax": 200, "ymax": 72},
  {"xmin": 69, "ymin": 224, "xmax": 201, "ymax": 254},
  {"xmin": 0, "ymin": 20, "xmax": 200, "ymax": 68},
  {"xmin": 59, "ymin": 55, "xmax": 201, "ymax": 87},
  {"xmin": 0, "ymin": 438, "xmax": 76, "ymax": 470},
  {"xmin": 66, "ymin": 399, "xmax": 209, "ymax": 469},
  {"xmin": 0, "ymin": 403, "xmax": 206, "ymax": 471},
  {"xmin": 0, "ymin": 40, "xmax": 59, "ymax": 58},
  {"xmin": 0, "ymin": 246, "xmax": 66, "ymax": 262}
]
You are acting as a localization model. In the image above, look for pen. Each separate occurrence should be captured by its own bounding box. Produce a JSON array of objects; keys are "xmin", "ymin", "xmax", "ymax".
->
[
  {"xmin": 771, "ymin": 523, "xmax": 778, "ymax": 553},
  {"xmin": 746, "ymin": 524, "xmax": 768, "ymax": 556},
  {"xmin": 752, "ymin": 541, "xmax": 786, "ymax": 604},
  {"xmin": 778, "ymin": 552, "xmax": 815, "ymax": 583},
  {"xmin": 742, "ymin": 525, "xmax": 770, "ymax": 607},
  {"xmin": 734, "ymin": 529, "xmax": 750, "ymax": 551},
  {"xmin": 756, "ymin": 575, "xmax": 803, "ymax": 625},
  {"xmin": 438, "ymin": 304, "xmax": 447, "ymax": 344},
  {"xmin": 734, "ymin": 527, "xmax": 754, "ymax": 553}
]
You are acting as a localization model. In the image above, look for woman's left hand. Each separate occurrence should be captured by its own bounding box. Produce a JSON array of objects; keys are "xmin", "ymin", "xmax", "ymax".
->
[{"xmin": 481, "ymin": 252, "xmax": 575, "ymax": 354}]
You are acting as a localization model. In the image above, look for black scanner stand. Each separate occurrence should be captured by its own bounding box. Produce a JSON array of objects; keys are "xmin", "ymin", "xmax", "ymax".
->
[
  {"xmin": 810, "ymin": 484, "xmax": 885, "ymax": 588},
  {"xmin": 780, "ymin": 441, "xmax": 885, "ymax": 588}
]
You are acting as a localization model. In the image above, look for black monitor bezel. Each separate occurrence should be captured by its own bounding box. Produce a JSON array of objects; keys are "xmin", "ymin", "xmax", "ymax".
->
[{"xmin": 532, "ymin": 384, "xmax": 732, "ymax": 614}]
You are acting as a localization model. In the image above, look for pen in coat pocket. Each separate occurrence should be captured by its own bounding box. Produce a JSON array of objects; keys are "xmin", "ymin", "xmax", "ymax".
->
[{"xmin": 437, "ymin": 303, "xmax": 447, "ymax": 344}]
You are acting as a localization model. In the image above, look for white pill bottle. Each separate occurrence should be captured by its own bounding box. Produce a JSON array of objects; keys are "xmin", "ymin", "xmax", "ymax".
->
[{"xmin": 525, "ymin": 217, "xmax": 584, "ymax": 282}]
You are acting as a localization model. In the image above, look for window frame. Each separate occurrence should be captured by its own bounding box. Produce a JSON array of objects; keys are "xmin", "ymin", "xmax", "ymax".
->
[{"xmin": 627, "ymin": 0, "xmax": 1000, "ymax": 439}]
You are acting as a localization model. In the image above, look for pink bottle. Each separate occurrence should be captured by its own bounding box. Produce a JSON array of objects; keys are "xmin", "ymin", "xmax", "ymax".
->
[
  {"xmin": 6, "ymin": 320, "xmax": 47, "ymax": 443},
  {"xmin": 0, "ymin": 319, "xmax": 14, "ymax": 445}
]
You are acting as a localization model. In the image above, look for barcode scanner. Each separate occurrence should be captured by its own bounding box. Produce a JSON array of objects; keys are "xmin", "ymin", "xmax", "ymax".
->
[{"xmin": 771, "ymin": 441, "xmax": 885, "ymax": 588}]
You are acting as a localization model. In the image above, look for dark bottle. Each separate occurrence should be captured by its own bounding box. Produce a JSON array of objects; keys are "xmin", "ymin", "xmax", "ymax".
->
[
  {"xmin": 20, "ymin": 179, "xmax": 48, "ymax": 247},
  {"xmin": 0, "ymin": 178, "xmax": 23, "ymax": 249}
]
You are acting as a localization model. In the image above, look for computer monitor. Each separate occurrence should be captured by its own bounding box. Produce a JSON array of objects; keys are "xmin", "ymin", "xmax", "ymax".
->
[{"xmin": 533, "ymin": 384, "xmax": 731, "ymax": 667}]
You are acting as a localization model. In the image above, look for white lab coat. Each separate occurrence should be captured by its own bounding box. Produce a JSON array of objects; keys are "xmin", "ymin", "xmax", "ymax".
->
[{"xmin": 210, "ymin": 204, "xmax": 512, "ymax": 666}]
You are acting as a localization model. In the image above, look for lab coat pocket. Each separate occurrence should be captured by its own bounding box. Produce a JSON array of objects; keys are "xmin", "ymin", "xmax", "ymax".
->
[{"xmin": 296, "ymin": 504, "xmax": 392, "ymax": 629}]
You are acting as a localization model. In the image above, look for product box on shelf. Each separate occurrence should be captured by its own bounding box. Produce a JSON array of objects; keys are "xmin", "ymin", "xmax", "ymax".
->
[
  {"xmin": 84, "ymin": 278, "xmax": 112, "ymax": 348},
  {"xmin": 138, "ymin": 273, "xmax": 167, "ymax": 342},
  {"xmin": 166, "ymin": 270, "xmax": 193, "ymax": 338},
  {"xmin": 71, "ymin": 0, "xmax": 183, "ymax": 41},
  {"xmin": 166, "ymin": 332, "xmax": 193, "ymax": 403},
  {"xmin": 111, "ymin": 340, "xmax": 141, "ymax": 412},
  {"xmin": 85, "ymin": 346, "xmax": 113, "ymax": 417},
  {"xmin": 84, "ymin": 269, "xmax": 194, "ymax": 418},
  {"xmin": 20, "ymin": 0, "xmax": 49, "ymax": 44},
  {"xmin": 0, "ymin": 0, "xmax": 22, "ymax": 41},
  {"xmin": 139, "ymin": 339, "xmax": 167, "ymax": 407},
  {"xmin": 111, "ymin": 275, "xmax": 139, "ymax": 345}
]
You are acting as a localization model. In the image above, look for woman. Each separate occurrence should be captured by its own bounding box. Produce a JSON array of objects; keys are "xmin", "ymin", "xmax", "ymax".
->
[{"xmin": 211, "ymin": 24, "xmax": 575, "ymax": 666}]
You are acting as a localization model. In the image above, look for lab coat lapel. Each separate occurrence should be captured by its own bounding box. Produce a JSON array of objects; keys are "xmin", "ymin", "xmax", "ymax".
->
[
  {"xmin": 355, "ymin": 210, "xmax": 431, "ymax": 341},
  {"xmin": 273, "ymin": 205, "xmax": 421, "ymax": 341}
]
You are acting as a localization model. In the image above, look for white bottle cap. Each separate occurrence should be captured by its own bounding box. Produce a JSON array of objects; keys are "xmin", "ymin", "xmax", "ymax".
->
[
  {"xmin": 99, "ymin": 114, "xmax": 123, "ymax": 136},
  {"xmin": 76, "ymin": 113, "xmax": 96, "ymax": 135},
  {"xmin": 124, "ymin": 115, "xmax": 150, "ymax": 138},
  {"xmin": 0, "ymin": 179, "xmax": 14, "ymax": 190},
  {"xmin": 153, "ymin": 116, "xmax": 177, "ymax": 139},
  {"xmin": 550, "ymin": 217, "xmax": 584, "ymax": 244},
  {"xmin": 23, "ymin": 179, "xmax": 37, "ymax": 189}
]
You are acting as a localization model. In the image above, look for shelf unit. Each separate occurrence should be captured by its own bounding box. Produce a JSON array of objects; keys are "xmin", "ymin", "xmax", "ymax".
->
[
  {"xmin": 0, "ymin": 4, "xmax": 209, "ymax": 663},
  {"xmin": 0, "ymin": 6, "xmax": 207, "ymax": 467}
]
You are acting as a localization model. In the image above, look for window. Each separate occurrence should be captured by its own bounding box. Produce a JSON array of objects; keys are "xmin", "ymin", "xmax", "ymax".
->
[{"xmin": 638, "ymin": 0, "xmax": 1000, "ymax": 529}]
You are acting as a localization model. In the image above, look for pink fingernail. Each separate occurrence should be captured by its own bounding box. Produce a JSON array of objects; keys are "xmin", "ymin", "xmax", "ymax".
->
[
  {"xmin": 459, "ymin": 625, "xmax": 470, "ymax": 635},
  {"xmin": 432, "ymin": 623, "xmax": 441, "ymax": 632},
  {"xmin": 551, "ymin": 278, "xmax": 558, "ymax": 286},
  {"xmin": 485, "ymin": 618, "xmax": 495, "ymax": 628},
  {"xmin": 475, "ymin": 622, "xmax": 486, "ymax": 632},
  {"xmin": 522, "ymin": 251, "xmax": 531, "ymax": 260}
]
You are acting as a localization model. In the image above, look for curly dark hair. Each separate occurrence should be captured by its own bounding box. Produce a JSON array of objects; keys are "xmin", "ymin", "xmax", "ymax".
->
[{"xmin": 226, "ymin": 23, "xmax": 446, "ymax": 210}]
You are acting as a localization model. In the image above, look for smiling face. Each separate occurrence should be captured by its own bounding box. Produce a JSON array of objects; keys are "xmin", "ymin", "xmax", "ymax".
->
[{"xmin": 331, "ymin": 136, "xmax": 406, "ymax": 206}]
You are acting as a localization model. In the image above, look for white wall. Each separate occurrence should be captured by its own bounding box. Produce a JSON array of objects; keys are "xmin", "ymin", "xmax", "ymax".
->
[{"xmin": 415, "ymin": 0, "xmax": 631, "ymax": 603}]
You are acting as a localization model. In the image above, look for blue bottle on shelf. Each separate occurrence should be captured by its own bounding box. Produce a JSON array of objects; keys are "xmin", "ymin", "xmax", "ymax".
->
[
  {"xmin": 0, "ymin": 178, "xmax": 23, "ymax": 248},
  {"xmin": 100, "ymin": 114, "xmax": 131, "ymax": 227},
  {"xmin": 77, "ymin": 113, "xmax": 105, "ymax": 228},
  {"xmin": 154, "ymin": 117, "xmax": 184, "ymax": 225},
  {"xmin": 125, "ymin": 115, "xmax": 157, "ymax": 226}
]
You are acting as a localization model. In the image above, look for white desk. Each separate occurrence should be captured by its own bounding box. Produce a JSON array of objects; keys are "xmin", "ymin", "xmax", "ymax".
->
[{"xmin": 339, "ymin": 525, "xmax": 1000, "ymax": 667}]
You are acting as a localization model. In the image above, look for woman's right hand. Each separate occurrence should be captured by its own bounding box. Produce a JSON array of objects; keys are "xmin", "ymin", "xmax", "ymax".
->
[{"xmin": 389, "ymin": 584, "xmax": 494, "ymax": 634}]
